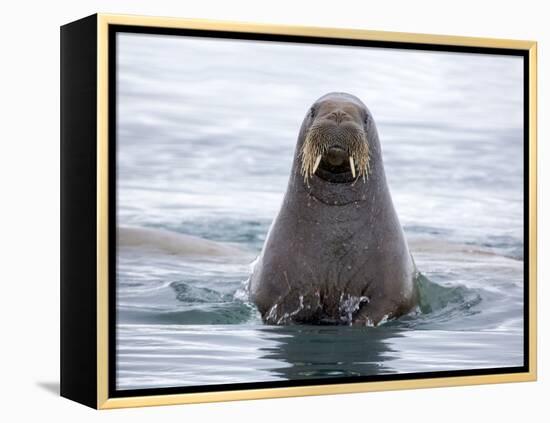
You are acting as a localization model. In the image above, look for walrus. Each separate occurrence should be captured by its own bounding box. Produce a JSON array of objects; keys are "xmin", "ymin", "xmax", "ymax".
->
[
  {"xmin": 249, "ymin": 92, "xmax": 418, "ymax": 326},
  {"xmin": 117, "ymin": 226, "xmax": 251, "ymax": 259}
]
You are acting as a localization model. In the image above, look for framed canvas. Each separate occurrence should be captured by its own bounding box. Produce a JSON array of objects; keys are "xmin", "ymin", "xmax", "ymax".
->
[{"xmin": 60, "ymin": 13, "xmax": 537, "ymax": 409}]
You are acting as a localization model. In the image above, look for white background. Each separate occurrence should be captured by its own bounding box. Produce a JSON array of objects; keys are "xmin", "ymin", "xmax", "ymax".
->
[{"xmin": 0, "ymin": 0, "xmax": 546, "ymax": 421}]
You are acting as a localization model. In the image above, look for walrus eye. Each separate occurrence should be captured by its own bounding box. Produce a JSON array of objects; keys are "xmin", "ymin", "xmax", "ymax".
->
[
  {"xmin": 309, "ymin": 107, "xmax": 317, "ymax": 118},
  {"xmin": 364, "ymin": 115, "xmax": 370, "ymax": 128}
]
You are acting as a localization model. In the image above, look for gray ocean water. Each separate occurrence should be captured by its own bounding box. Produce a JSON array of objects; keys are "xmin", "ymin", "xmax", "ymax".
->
[{"xmin": 115, "ymin": 33, "xmax": 524, "ymax": 390}]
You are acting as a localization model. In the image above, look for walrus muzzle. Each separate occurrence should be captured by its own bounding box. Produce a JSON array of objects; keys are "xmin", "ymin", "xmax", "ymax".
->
[{"xmin": 300, "ymin": 122, "xmax": 370, "ymax": 184}]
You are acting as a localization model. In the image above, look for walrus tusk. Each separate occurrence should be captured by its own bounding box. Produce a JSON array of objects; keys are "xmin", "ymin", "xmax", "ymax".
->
[
  {"xmin": 312, "ymin": 154, "xmax": 322, "ymax": 175},
  {"xmin": 349, "ymin": 156, "xmax": 356, "ymax": 178}
]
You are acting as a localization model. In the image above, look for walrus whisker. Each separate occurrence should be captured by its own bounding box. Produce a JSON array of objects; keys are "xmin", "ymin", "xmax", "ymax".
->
[
  {"xmin": 300, "ymin": 130, "xmax": 329, "ymax": 183},
  {"xmin": 300, "ymin": 121, "xmax": 371, "ymax": 184}
]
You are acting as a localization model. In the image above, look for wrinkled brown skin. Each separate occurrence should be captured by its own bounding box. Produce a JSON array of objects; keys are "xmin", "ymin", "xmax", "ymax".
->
[{"xmin": 249, "ymin": 92, "xmax": 418, "ymax": 326}]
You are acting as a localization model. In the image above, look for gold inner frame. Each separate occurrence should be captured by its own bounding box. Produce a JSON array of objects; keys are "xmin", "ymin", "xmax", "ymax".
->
[{"xmin": 95, "ymin": 13, "xmax": 538, "ymax": 409}]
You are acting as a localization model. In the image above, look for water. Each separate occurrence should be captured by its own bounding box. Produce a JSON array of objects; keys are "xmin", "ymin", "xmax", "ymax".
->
[{"xmin": 115, "ymin": 32, "xmax": 524, "ymax": 390}]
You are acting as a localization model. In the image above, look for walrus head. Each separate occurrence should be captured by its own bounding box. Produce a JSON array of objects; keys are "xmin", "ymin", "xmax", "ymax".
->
[
  {"xmin": 289, "ymin": 92, "xmax": 384, "ymax": 206},
  {"xmin": 300, "ymin": 93, "xmax": 372, "ymax": 186}
]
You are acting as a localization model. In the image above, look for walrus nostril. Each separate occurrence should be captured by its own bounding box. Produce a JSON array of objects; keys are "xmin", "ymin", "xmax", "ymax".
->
[
  {"xmin": 328, "ymin": 110, "xmax": 347, "ymax": 125},
  {"xmin": 325, "ymin": 146, "xmax": 347, "ymax": 166}
]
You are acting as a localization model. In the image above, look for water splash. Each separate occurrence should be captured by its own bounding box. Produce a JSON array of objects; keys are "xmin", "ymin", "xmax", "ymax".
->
[{"xmin": 338, "ymin": 293, "xmax": 370, "ymax": 324}]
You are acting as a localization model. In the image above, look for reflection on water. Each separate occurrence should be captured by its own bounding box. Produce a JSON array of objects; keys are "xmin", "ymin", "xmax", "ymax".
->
[
  {"xmin": 115, "ymin": 32, "xmax": 524, "ymax": 390},
  {"xmin": 117, "ymin": 324, "xmax": 400, "ymax": 387},
  {"xmin": 263, "ymin": 326, "xmax": 398, "ymax": 379}
]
